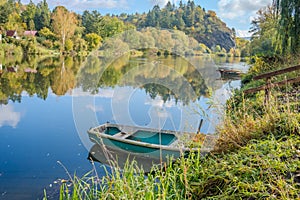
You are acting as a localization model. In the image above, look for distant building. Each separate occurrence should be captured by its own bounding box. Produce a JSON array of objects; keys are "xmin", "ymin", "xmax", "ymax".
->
[
  {"xmin": 24, "ymin": 30, "xmax": 38, "ymax": 37},
  {"xmin": 6, "ymin": 30, "xmax": 20, "ymax": 39}
]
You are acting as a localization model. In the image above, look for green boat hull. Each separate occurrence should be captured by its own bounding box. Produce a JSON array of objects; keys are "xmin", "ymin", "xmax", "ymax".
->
[{"xmin": 88, "ymin": 133, "xmax": 183, "ymax": 160}]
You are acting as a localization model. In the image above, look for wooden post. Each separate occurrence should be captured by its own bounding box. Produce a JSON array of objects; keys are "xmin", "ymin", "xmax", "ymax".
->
[
  {"xmin": 197, "ymin": 119, "xmax": 204, "ymax": 134},
  {"xmin": 264, "ymin": 77, "xmax": 271, "ymax": 104}
]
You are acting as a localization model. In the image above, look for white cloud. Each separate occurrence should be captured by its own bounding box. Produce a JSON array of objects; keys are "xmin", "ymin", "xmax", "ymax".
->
[
  {"xmin": 0, "ymin": 105, "xmax": 21, "ymax": 128},
  {"xmin": 236, "ymin": 29, "xmax": 251, "ymax": 37},
  {"xmin": 218, "ymin": 0, "xmax": 272, "ymax": 20},
  {"xmin": 145, "ymin": 96, "xmax": 178, "ymax": 108},
  {"xmin": 67, "ymin": 0, "xmax": 129, "ymax": 11},
  {"xmin": 86, "ymin": 104, "xmax": 104, "ymax": 112},
  {"xmin": 21, "ymin": 0, "xmax": 128, "ymax": 11}
]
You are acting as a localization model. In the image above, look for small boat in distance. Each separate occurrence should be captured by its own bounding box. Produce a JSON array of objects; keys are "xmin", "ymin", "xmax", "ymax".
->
[{"xmin": 87, "ymin": 123, "xmax": 215, "ymax": 162}]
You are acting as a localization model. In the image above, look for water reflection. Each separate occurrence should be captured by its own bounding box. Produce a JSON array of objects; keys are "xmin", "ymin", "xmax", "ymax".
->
[
  {"xmin": 0, "ymin": 105, "xmax": 21, "ymax": 128},
  {"xmin": 77, "ymin": 53, "xmax": 210, "ymax": 104},
  {"xmin": 0, "ymin": 56, "xmax": 83, "ymax": 103},
  {"xmin": 0, "ymin": 54, "xmax": 247, "ymax": 199},
  {"xmin": 88, "ymin": 143, "xmax": 163, "ymax": 173},
  {"xmin": 1, "ymin": 54, "xmax": 210, "ymax": 104},
  {"xmin": 0, "ymin": 54, "xmax": 245, "ymax": 105}
]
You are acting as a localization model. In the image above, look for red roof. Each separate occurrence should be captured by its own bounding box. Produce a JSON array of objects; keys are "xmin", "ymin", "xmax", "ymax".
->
[
  {"xmin": 6, "ymin": 30, "xmax": 17, "ymax": 37},
  {"xmin": 24, "ymin": 30, "xmax": 37, "ymax": 36}
]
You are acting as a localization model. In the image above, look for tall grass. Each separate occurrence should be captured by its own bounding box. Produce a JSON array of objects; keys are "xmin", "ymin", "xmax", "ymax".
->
[
  {"xmin": 52, "ymin": 133, "xmax": 299, "ymax": 199},
  {"xmin": 215, "ymin": 90, "xmax": 300, "ymax": 153},
  {"xmin": 49, "ymin": 57, "xmax": 300, "ymax": 199},
  {"xmin": 48, "ymin": 88, "xmax": 300, "ymax": 199}
]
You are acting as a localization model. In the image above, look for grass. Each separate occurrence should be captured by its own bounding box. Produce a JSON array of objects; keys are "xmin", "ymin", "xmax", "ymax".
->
[
  {"xmin": 45, "ymin": 57, "xmax": 300, "ymax": 199},
  {"xmin": 47, "ymin": 132, "xmax": 299, "ymax": 199}
]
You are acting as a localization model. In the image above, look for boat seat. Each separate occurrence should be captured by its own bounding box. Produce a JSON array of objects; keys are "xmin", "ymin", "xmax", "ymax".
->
[{"xmin": 114, "ymin": 132, "xmax": 128, "ymax": 139}]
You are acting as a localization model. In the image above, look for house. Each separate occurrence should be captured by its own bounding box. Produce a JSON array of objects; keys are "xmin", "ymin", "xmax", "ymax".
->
[
  {"xmin": 6, "ymin": 30, "xmax": 20, "ymax": 39},
  {"xmin": 24, "ymin": 30, "xmax": 38, "ymax": 37},
  {"xmin": 7, "ymin": 65, "xmax": 18, "ymax": 73}
]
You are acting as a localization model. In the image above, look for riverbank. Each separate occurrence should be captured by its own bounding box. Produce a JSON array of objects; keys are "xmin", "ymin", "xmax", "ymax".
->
[{"xmin": 49, "ymin": 56, "xmax": 299, "ymax": 199}]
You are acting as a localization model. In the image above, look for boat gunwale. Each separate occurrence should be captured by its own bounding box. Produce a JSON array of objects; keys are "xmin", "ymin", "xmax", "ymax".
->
[{"xmin": 88, "ymin": 123, "xmax": 211, "ymax": 152}]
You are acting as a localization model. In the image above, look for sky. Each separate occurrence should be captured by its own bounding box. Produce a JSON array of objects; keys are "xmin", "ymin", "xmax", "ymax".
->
[{"xmin": 21, "ymin": 0, "xmax": 273, "ymax": 37}]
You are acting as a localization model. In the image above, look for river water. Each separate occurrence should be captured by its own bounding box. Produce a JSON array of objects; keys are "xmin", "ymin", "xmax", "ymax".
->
[{"xmin": 0, "ymin": 54, "xmax": 248, "ymax": 199}]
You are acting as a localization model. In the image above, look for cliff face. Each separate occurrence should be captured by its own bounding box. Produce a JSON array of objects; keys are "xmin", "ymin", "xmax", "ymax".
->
[{"xmin": 194, "ymin": 30, "xmax": 235, "ymax": 52}]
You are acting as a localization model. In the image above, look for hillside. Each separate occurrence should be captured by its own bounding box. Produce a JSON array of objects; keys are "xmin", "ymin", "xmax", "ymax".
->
[{"xmin": 118, "ymin": 1, "xmax": 235, "ymax": 51}]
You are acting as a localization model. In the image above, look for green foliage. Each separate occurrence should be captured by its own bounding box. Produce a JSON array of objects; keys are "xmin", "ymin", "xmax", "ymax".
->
[
  {"xmin": 275, "ymin": 0, "xmax": 300, "ymax": 55},
  {"xmin": 99, "ymin": 16, "xmax": 125, "ymax": 38},
  {"xmin": 65, "ymin": 39, "xmax": 73, "ymax": 51},
  {"xmin": 34, "ymin": 0, "xmax": 51, "ymax": 30},
  {"xmin": 250, "ymin": 1, "xmax": 300, "ymax": 56},
  {"xmin": 100, "ymin": 28, "xmax": 202, "ymax": 57},
  {"xmin": 5, "ymin": 12, "xmax": 24, "ymax": 32},
  {"xmin": 21, "ymin": 0, "xmax": 36, "ymax": 30},
  {"xmin": 0, "ymin": 0, "xmax": 15, "ymax": 28},
  {"xmin": 82, "ymin": 10, "xmax": 102, "ymax": 36},
  {"xmin": 198, "ymin": 43, "xmax": 211, "ymax": 53},
  {"xmin": 235, "ymin": 37, "xmax": 250, "ymax": 57},
  {"xmin": 0, "ymin": 0, "xmax": 237, "ymax": 55},
  {"xmin": 55, "ymin": 132, "xmax": 300, "ymax": 200},
  {"xmin": 85, "ymin": 33, "xmax": 102, "ymax": 50},
  {"xmin": 214, "ymin": 45, "xmax": 221, "ymax": 52},
  {"xmin": 38, "ymin": 27, "xmax": 57, "ymax": 41},
  {"xmin": 73, "ymin": 37, "xmax": 87, "ymax": 53},
  {"xmin": 121, "ymin": 1, "xmax": 234, "ymax": 51},
  {"xmin": 250, "ymin": 5, "xmax": 278, "ymax": 56}
]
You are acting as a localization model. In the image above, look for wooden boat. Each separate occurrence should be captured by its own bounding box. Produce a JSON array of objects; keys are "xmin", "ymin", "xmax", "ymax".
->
[
  {"xmin": 88, "ymin": 143, "xmax": 164, "ymax": 173},
  {"xmin": 87, "ymin": 123, "xmax": 214, "ymax": 161},
  {"xmin": 217, "ymin": 68, "xmax": 243, "ymax": 76}
]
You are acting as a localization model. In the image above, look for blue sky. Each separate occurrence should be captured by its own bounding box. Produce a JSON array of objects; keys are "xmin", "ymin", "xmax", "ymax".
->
[{"xmin": 21, "ymin": 0, "xmax": 272, "ymax": 36}]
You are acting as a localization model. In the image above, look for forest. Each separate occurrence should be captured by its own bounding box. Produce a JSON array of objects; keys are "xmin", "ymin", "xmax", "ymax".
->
[{"xmin": 0, "ymin": 0, "xmax": 249, "ymax": 57}]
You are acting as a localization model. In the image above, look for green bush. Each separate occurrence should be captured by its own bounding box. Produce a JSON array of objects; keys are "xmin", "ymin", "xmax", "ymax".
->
[{"xmin": 65, "ymin": 39, "xmax": 73, "ymax": 52}]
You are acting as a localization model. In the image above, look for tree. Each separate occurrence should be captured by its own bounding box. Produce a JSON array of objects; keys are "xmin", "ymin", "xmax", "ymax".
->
[
  {"xmin": 5, "ymin": 12, "xmax": 24, "ymax": 32},
  {"xmin": 21, "ymin": 0, "xmax": 36, "ymax": 30},
  {"xmin": 0, "ymin": 0, "xmax": 14, "ymax": 29},
  {"xmin": 34, "ymin": 0, "xmax": 50, "ymax": 30},
  {"xmin": 274, "ymin": 0, "xmax": 300, "ymax": 54},
  {"xmin": 51, "ymin": 6, "xmax": 78, "ymax": 50},
  {"xmin": 85, "ymin": 33, "xmax": 102, "ymax": 50},
  {"xmin": 82, "ymin": 10, "xmax": 102, "ymax": 35},
  {"xmin": 249, "ymin": 5, "xmax": 278, "ymax": 56},
  {"xmin": 39, "ymin": 27, "xmax": 56, "ymax": 41},
  {"xmin": 99, "ymin": 16, "xmax": 125, "ymax": 38}
]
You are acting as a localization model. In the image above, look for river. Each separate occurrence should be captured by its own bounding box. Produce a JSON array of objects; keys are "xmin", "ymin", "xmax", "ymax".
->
[{"xmin": 0, "ymin": 54, "xmax": 248, "ymax": 199}]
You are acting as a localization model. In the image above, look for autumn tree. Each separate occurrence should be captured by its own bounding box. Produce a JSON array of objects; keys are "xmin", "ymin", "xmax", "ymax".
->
[{"xmin": 51, "ymin": 6, "xmax": 78, "ymax": 51}]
